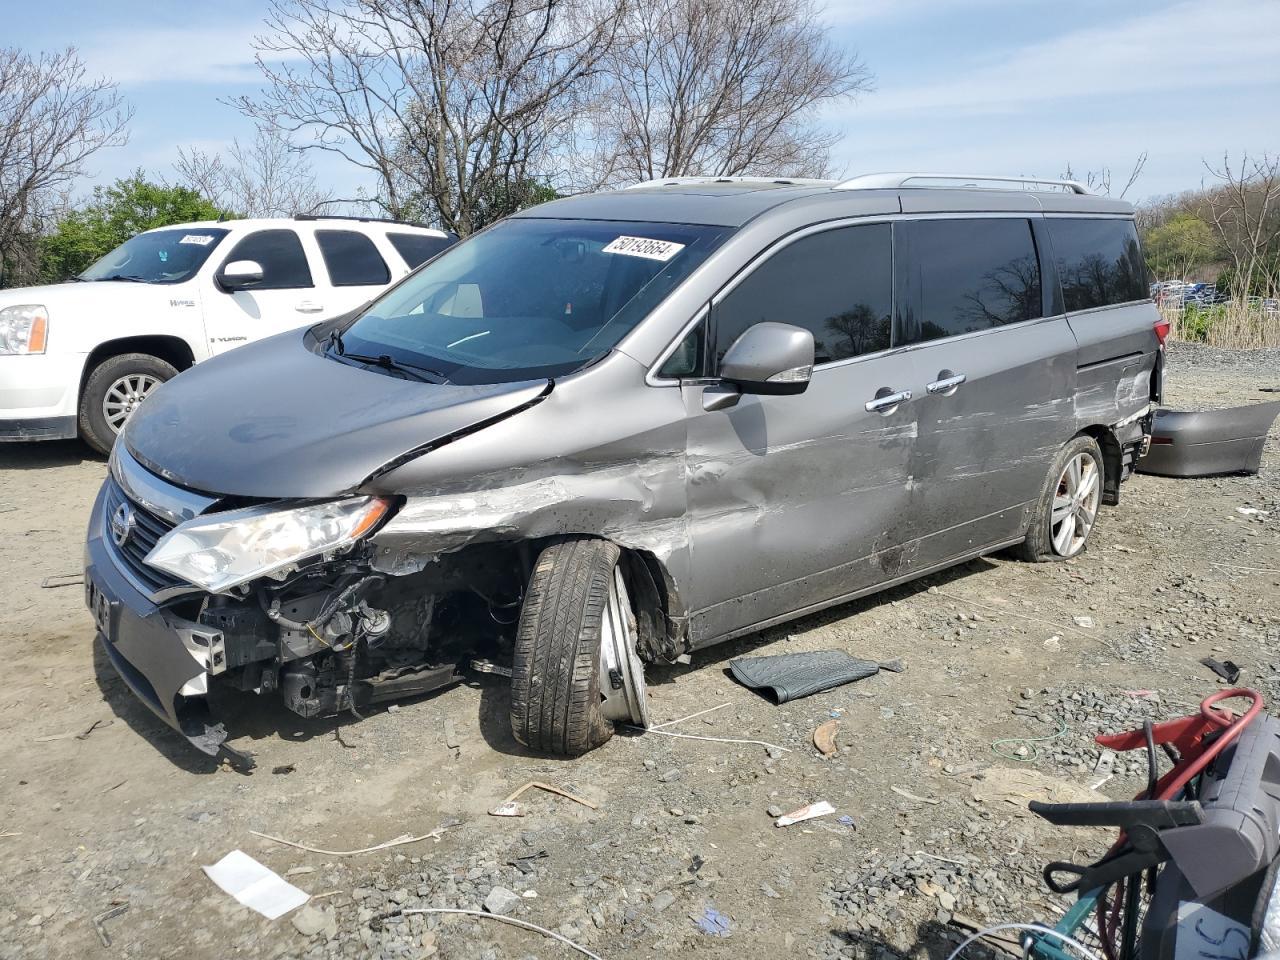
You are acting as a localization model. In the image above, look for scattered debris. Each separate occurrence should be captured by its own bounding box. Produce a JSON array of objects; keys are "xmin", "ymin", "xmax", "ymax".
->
[
  {"xmin": 931, "ymin": 588, "xmax": 1092, "ymax": 636},
  {"xmin": 1113, "ymin": 544, "xmax": 1136, "ymax": 553},
  {"xmin": 483, "ymin": 886, "xmax": 522, "ymax": 916},
  {"xmin": 443, "ymin": 719, "xmax": 460, "ymax": 750},
  {"xmin": 1072, "ymin": 616, "xmax": 1094, "ymax": 629},
  {"xmin": 91, "ymin": 902, "xmax": 128, "ymax": 948},
  {"xmin": 1123, "ymin": 690, "xmax": 1159, "ymax": 699},
  {"xmin": 284, "ymin": 866, "xmax": 316, "ymax": 878},
  {"xmin": 250, "ymin": 821, "xmax": 453, "ymax": 856},
  {"xmin": 890, "ymin": 786, "xmax": 939, "ymax": 806},
  {"xmin": 775, "ymin": 800, "xmax": 835, "ymax": 826},
  {"xmin": 878, "ymin": 658, "xmax": 907, "ymax": 673},
  {"xmin": 623, "ymin": 723, "xmax": 790, "ymax": 754},
  {"xmin": 837, "ymin": 815, "xmax": 857, "ymax": 828},
  {"xmin": 0, "ymin": 831, "xmax": 20, "ymax": 839},
  {"xmin": 397, "ymin": 907, "xmax": 605, "ymax": 960},
  {"xmin": 101, "ymin": 779, "xmax": 127, "ymax": 794},
  {"xmin": 651, "ymin": 703, "xmax": 731, "ymax": 729},
  {"xmin": 1043, "ymin": 635, "xmax": 1062, "ymax": 651},
  {"xmin": 202, "ymin": 850, "xmax": 310, "ymax": 919},
  {"xmin": 813, "ymin": 719, "xmax": 839, "ymax": 757},
  {"xmin": 694, "ymin": 905, "xmax": 732, "ymax": 937},
  {"xmin": 1236, "ymin": 507, "xmax": 1270, "ymax": 517},
  {"xmin": 76, "ymin": 718, "xmax": 111, "ymax": 740},
  {"xmin": 489, "ymin": 781, "xmax": 597, "ymax": 817},
  {"xmin": 1200, "ymin": 656, "xmax": 1242, "ymax": 684},
  {"xmin": 729, "ymin": 650, "xmax": 880, "ymax": 703},
  {"xmin": 40, "ymin": 573, "xmax": 83, "ymax": 589},
  {"xmin": 271, "ymin": 764, "xmax": 296, "ymax": 775}
]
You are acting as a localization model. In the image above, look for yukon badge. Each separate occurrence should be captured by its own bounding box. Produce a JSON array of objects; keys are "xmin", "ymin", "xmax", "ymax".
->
[{"xmin": 110, "ymin": 502, "xmax": 137, "ymax": 548}]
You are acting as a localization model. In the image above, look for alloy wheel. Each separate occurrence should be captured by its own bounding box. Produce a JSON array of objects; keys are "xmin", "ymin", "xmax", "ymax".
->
[
  {"xmin": 102, "ymin": 373, "xmax": 161, "ymax": 433},
  {"xmin": 1050, "ymin": 452, "xmax": 1101, "ymax": 557}
]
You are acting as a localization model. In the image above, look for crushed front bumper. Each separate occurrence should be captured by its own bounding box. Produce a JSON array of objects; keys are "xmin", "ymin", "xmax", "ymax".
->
[{"xmin": 85, "ymin": 483, "xmax": 230, "ymax": 756}]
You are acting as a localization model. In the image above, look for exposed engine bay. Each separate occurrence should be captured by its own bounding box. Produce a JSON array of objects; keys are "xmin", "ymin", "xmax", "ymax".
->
[{"xmin": 185, "ymin": 543, "xmax": 529, "ymax": 722}]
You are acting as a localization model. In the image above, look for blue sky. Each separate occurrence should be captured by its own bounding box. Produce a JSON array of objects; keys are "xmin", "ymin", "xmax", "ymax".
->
[{"xmin": 9, "ymin": 0, "xmax": 1280, "ymax": 204}]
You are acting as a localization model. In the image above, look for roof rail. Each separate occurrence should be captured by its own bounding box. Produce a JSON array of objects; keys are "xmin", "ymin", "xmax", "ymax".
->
[
  {"xmin": 293, "ymin": 213, "xmax": 440, "ymax": 230},
  {"xmin": 834, "ymin": 173, "xmax": 1091, "ymax": 195},
  {"xmin": 624, "ymin": 175, "xmax": 836, "ymax": 190}
]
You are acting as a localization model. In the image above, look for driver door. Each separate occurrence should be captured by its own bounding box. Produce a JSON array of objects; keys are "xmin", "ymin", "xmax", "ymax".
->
[
  {"xmin": 680, "ymin": 222, "xmax": 923, "ymax": 645},
  {"xmin": 200, "ymin": 228, "xmax": 327, "ymax": 355}
]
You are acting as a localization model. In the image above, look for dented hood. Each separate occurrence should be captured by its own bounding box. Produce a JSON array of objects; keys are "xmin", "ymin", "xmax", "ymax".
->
[{"xmin": 124, "ymin": 329, "xmax": 550, "ymax": 498}]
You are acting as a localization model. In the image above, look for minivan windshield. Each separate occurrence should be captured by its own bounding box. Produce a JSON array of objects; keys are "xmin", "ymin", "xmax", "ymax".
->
[
  {"xmin": 79, "ymin": 227, "xmax": 229, "ymax": 284},
  {"xmin": 335, "ymin": 218, "xmax": 730, "ymax": 384}
]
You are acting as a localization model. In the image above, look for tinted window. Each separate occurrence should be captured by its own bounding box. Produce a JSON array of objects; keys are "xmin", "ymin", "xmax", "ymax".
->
[
  {"xmin": 222, "ymin": 230, "xmax": 312, "ymax": 290},
  {"xmin": 1047, "ymin": 218, "xmax": 1149, "ymax": 312},
  {"xmin": 715, "ymin": 224, "xmax": 892, "ymax": 366},
  {"xmin": 901, "ymin": 218, "xmax": 1041, "ymax": 345},
  {"xmin": 316, "ymin": 230, "xmax": 391, "ymax": 286},
  {"xmin": 388, "ymin": 232, "xmax": 455, "ymax": 268}
]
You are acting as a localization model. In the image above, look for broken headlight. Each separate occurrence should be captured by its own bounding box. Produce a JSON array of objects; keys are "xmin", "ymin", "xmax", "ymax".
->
[{"xmin": 144, "ymin": 497, "xmax": 391, "ymax": 594}]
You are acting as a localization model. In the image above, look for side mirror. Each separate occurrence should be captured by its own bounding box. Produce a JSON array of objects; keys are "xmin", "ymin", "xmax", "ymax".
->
[
  {"xmin": 720, "ymin": 322, "xmax": 814, "ymax": 396},
  {"xmin": 217, "ymin": 260, "xmax": 264, "ymax": 291}
]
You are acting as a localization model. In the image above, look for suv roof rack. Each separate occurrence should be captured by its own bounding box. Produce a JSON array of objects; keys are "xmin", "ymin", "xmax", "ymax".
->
[
  {"xmin": 624, "ymin": 176, "xmax": 837, "ymax": 190},
  {"xmin": 293, "ymin": 213, "xmax": 437, "ymax": 229},
  {"xmin": 834, "ymin": 173, "xmax": 1091, "ymax": 195}
]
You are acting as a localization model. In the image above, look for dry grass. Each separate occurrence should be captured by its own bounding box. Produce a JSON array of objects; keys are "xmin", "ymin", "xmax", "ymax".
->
[{"xmin": 1162, "ymin": 297, "xmax": 1280, "ymax": 349}]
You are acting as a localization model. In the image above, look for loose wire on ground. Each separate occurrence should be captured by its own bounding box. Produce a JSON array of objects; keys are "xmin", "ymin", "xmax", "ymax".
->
[
  {"xmin": 944, "ymin": 921, "xmax": 1104, "ymax": 960},
  {"xmin": 991, "ymin": 719, "xmax": 1070, "ymax": 763}
]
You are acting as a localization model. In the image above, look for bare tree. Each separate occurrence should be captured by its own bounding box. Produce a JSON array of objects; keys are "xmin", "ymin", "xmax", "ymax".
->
[
  {"xmin": 1062, "ymin": 152, "xmax": 1148, "ymax": 198},
  {"xmin": 174, "ymin": 127, "xmax": 330, "ymax": 217},
  {"xmin": 1202, "ymin": 151, "xmax": 1280, "ymax": 297},
  {"xmin": 0, "ymin": 47, "xmax": 130, "ymax": 284},
  {"xmin": 234, "ymin": 0, "xmax": 625, "ymax": 234},
  {"xmin": 579, "ymin": 0, "xmax": 872, "ymax": 187}
]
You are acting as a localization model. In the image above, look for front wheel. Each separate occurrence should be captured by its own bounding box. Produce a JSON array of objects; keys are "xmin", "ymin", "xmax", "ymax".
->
[
  {"xmin": 510, "ymin": 538, "xmax": 650, "ymax": 756},
  {"xmin": 1015, "ymin": 435, "xmax": 1104, "ymax": 562},
  {"xmin": 79, "ymin": 353, "xmax": 177, "ymax": 455}
]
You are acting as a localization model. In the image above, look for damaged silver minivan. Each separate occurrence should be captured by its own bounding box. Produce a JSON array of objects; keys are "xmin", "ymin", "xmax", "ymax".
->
[{"xmin": 85, "ymin": 173, "xmax": 1164, "ymax": 761}]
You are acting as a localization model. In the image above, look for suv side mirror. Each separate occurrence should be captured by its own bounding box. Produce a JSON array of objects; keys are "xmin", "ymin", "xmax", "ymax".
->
[
  {"xmin": 720, "ymin": 322, "xmax": 815, "ymax": 396},
  {"xmin": 217, "ymin": 260, "xmax": 264, "ymax": 291}
]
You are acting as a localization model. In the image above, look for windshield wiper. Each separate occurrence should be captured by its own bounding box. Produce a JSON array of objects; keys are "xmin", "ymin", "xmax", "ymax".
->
[
  {"xmin": 98, "ymin": 274, "xmax": 149, "ymax": 283},
  {"xmin": 335, "ymin": 349, "xmax": 447, "ymax": 383}
]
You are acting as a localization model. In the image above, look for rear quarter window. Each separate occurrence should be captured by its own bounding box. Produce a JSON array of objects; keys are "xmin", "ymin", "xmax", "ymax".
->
[
  {"xmin": 1046, "ymin": 218, "xmax": 1149, "ymax": 312},
  {"xmin": 388, "ymin": 232, "xmax": 456, "ymax": 269},
  {"xmin": 316, "ymin": 229, "xmax": 391, "ymax": 286}
]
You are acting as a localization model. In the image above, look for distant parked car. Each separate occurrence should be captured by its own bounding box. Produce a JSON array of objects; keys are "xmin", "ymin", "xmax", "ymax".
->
[{"xmin": 0, "ymin": 216, "xmax": 454, "ymax": 453}]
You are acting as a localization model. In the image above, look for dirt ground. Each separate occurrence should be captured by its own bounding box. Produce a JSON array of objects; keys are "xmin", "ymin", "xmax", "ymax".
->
[{"xmin": 1, "ymin": 342, "xmax": 1277, "ymax": 960}]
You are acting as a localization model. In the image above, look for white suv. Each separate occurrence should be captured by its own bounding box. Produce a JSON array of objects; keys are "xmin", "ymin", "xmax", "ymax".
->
[{"xmin": 0, "ymin": 216, "xmax": 453, "ymax": 453}]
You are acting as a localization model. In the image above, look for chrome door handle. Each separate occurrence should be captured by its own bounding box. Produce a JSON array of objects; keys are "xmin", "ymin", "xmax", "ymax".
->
[
  {"xmin": 295, "ymin": 300, "xmax": 325, "ymax": 313},
  {"xmin": 926, "ymin": 373, "xmax": 967, "ymax": 395},
  {"xmin": 865, "ymin": 389, "xmax": 912, "ymax": 413}
]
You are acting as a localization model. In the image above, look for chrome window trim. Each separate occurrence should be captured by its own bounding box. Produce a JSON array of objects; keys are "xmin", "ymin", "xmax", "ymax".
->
[{"xmin": 642, "ymin": 210, "xmax": 1131, "ymax": 385}]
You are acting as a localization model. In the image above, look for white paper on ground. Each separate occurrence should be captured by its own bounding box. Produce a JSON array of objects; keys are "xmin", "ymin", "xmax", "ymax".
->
[
  {"xmin": 203, "ymin": 850, "xmax": 310, "ymax": 919},
  {"xmin": 775, "ymin": 800, "xmax": 836, "ymax": 827}
]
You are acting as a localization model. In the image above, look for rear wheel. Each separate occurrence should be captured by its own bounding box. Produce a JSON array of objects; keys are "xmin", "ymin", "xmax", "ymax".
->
[
  {"xmin": 510, "ymin": 538, "xmax": 650, "ymax": 755},
  {"xmin": 1015, "ymin": 435, "xmax": 1104, "ymax": 562},
  {"xmin": 79, "ymin": 353, "xmax": 177, "ymax": 455}
]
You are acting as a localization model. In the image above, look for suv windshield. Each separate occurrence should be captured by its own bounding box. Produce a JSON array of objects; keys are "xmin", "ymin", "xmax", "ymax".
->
[
  {"xmin": 336, "ymin": 218, "xmax": 730, "ymax": 384},
  {"xmin": 80, "ymin": 227, "xmax": 229, "ymax": 284}
]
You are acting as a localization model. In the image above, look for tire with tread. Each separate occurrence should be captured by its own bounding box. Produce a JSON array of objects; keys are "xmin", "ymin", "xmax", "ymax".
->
[
  {"xmin": 510, "ymin": 537, "xmax": 620, "ymax": 755},
  {"xmin": 78, "ymin": 353, "xmax": 177, "ymax": 455},
  {"xmin": 1014, "ymin": 434, "xmax": 1104, "ymax": 562}
]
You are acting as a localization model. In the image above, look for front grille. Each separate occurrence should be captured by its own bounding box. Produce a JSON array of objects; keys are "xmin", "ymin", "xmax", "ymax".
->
[{"xmin": 103, "ymin": 478, "xmax": 188, "ymax": 596}]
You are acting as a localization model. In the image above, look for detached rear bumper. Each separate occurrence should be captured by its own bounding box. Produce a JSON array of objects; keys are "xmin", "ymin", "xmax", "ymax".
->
[
  {"xmin": 85, "ymin": 483, "xmax": 229, "ymax": 755},
  {"xmin": 1137, "ymin": 400, "xmax": 1280, "ymax": 478}
]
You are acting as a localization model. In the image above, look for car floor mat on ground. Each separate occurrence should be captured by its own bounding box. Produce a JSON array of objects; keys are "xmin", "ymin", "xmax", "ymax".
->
[{"xmin": 729, "ymin": 650, "xmax": 881, "ymax": 704}]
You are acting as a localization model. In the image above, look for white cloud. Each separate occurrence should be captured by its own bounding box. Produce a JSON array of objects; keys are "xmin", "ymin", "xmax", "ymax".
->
[
  {"xmin": 77, "ymin": 24, "xmax": 266, "ymax": 87},
  {"xmin": 819, "ymin": 0, "xmax": 1001, "ymax": 25},
  {"xmin": 840, "ymin": 0, "xmax": 1280, "ymax": 116}
]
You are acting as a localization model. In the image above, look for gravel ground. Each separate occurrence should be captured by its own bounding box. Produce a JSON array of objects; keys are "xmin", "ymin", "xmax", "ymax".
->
[{"xmin": 0, "ymin": 342, "xmax": 1276, "ymax": 960}]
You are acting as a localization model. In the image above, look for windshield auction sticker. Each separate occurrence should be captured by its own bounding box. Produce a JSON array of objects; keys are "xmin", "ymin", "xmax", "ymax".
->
[
  {"xmin": 180, "ymin": 234, "xmax": 216, "ymax": 245},
  {"xmin": 603, "ymin": 236, "xmax": 686, "ymax": 262}
]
